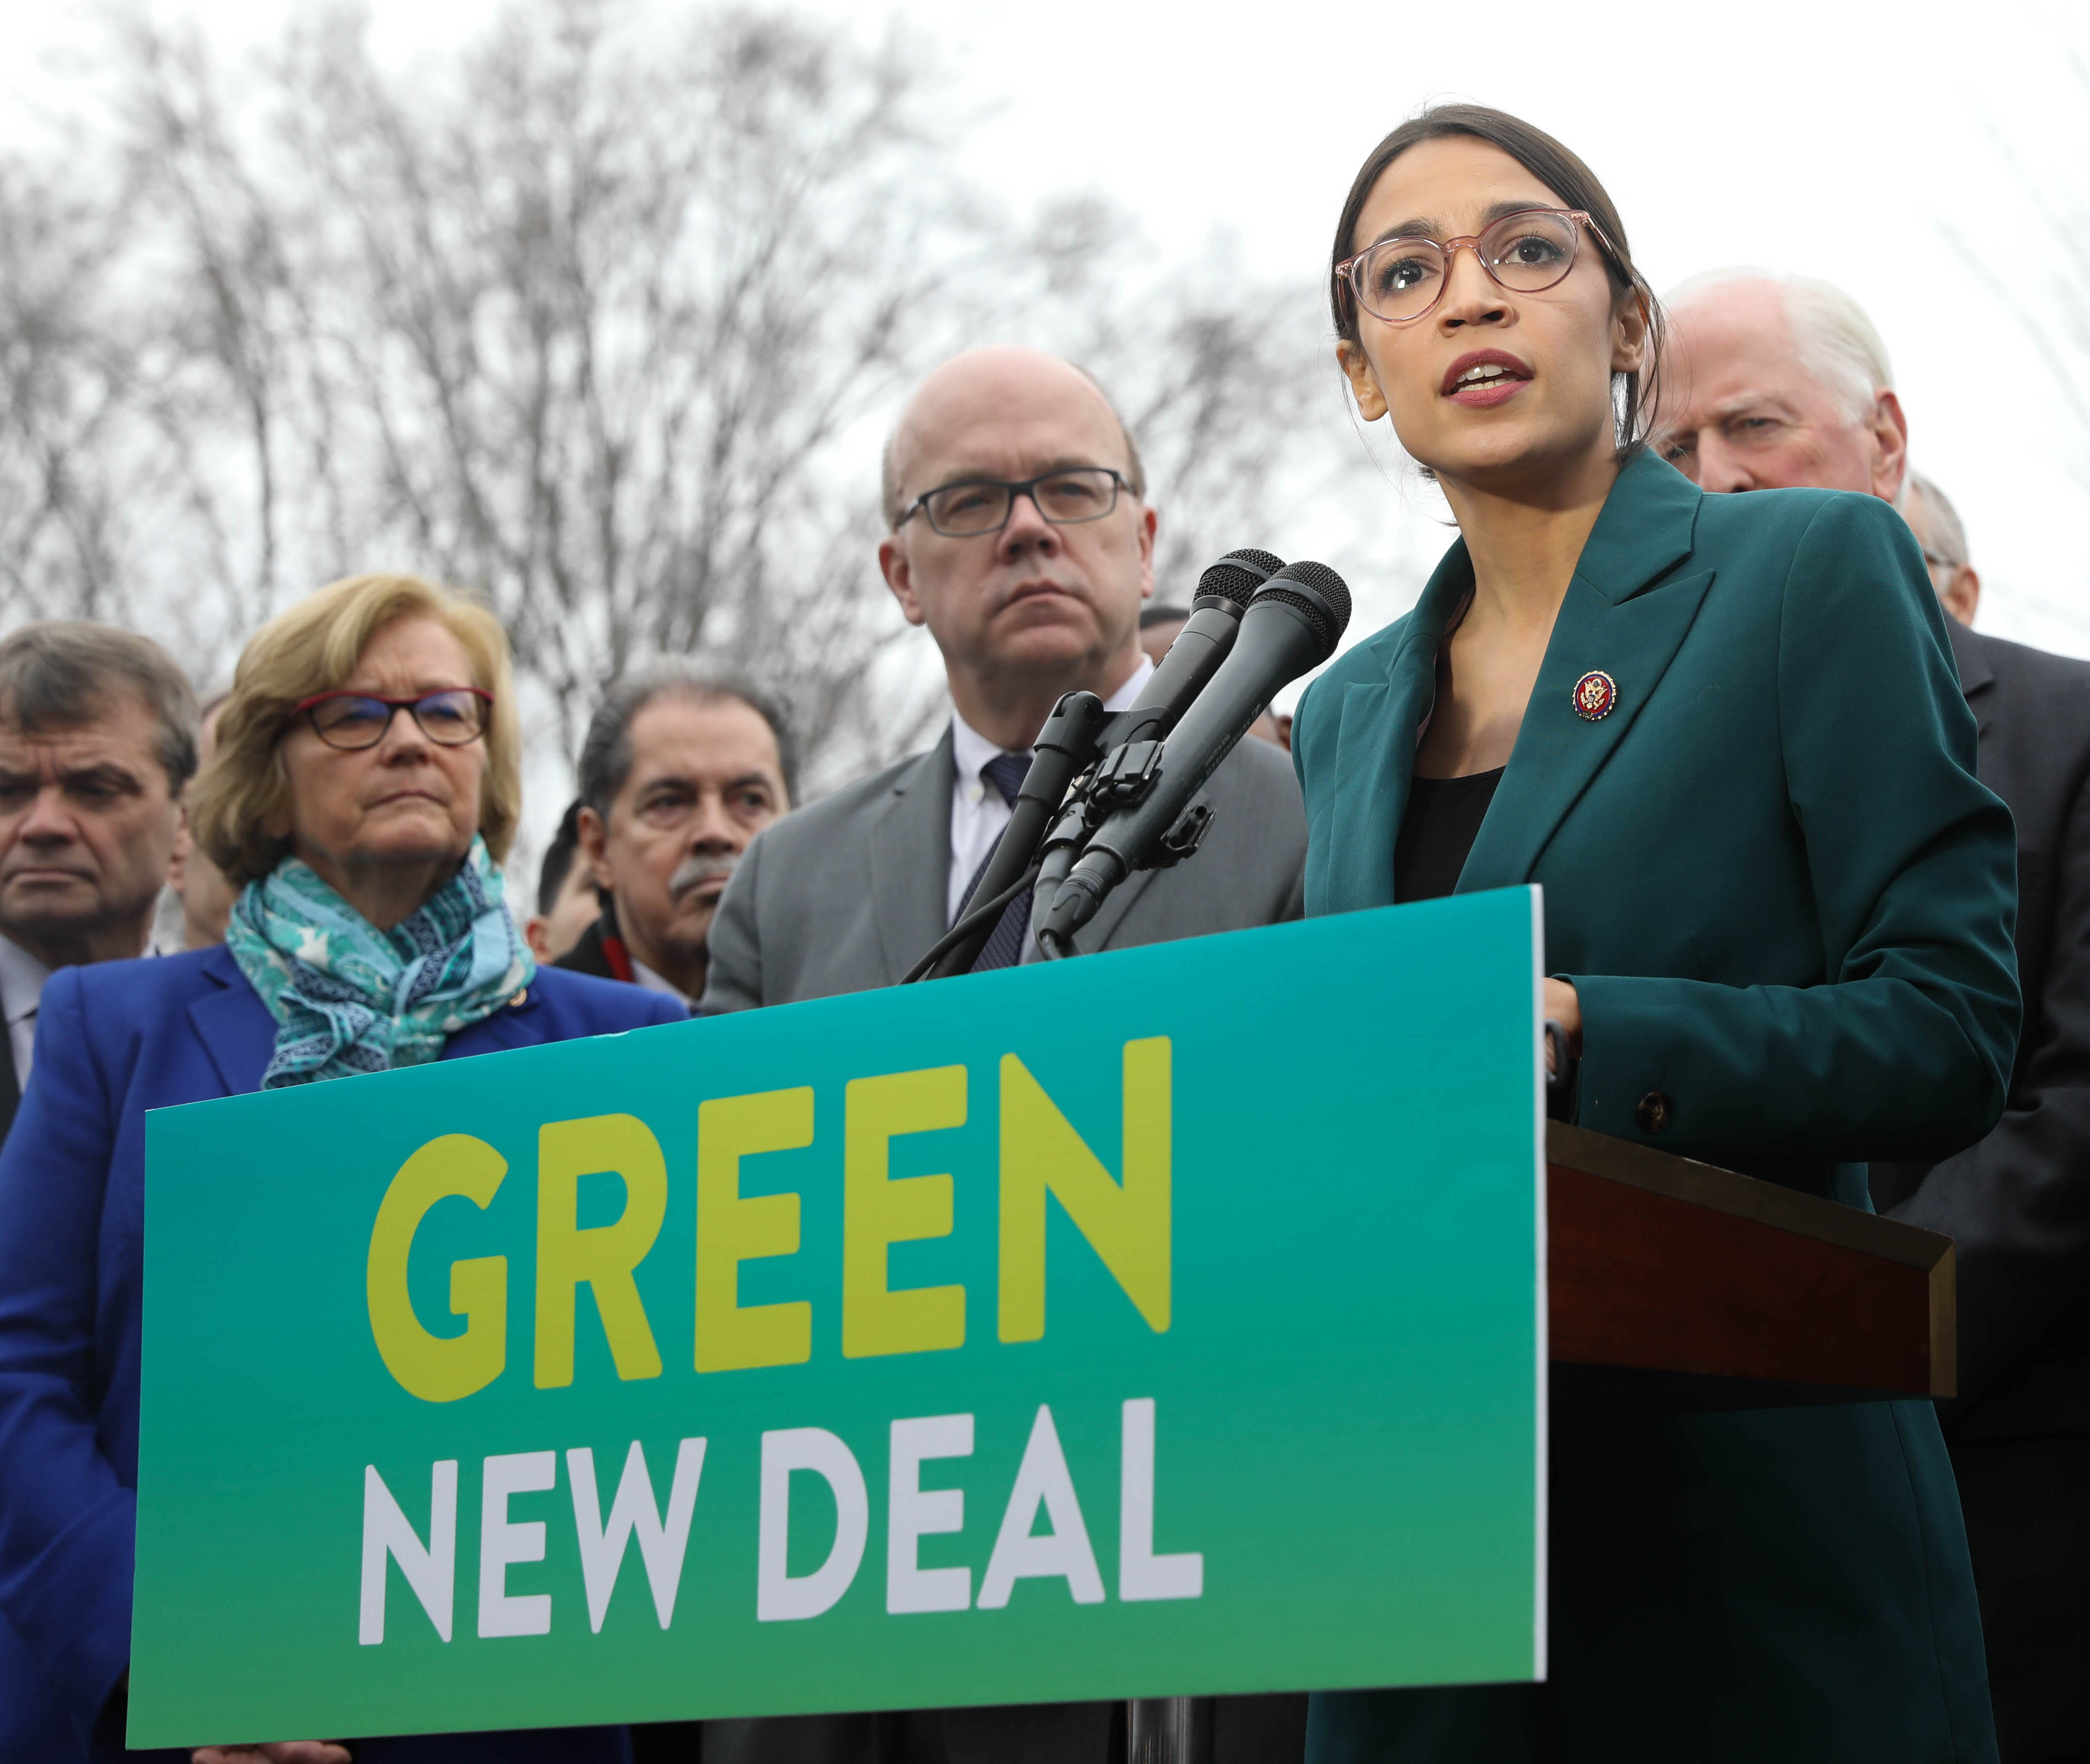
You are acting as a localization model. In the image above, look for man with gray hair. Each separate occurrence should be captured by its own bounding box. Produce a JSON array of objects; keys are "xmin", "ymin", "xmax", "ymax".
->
[
  {"xmin": 1660, "ymin": 275, "xmax": 2090, "ymax": 1762},
  {"xmin": 0, "ymin": 620, "xmax": 194, "ymax": 1763},
  {"xmin": 0, "ymin": 622, "xmax": 195, "ymax": 1143},
  {"xmin": 1905, "ymin": 470, "xmax": 1983, "ymax": 628},
  {"xmin": 555, "ymin": 667, "xmax": 792, "ymax": 1008},
  {"xmin": 1653, "ymin": 268, "xmax": 1908, "ymax": 498}
]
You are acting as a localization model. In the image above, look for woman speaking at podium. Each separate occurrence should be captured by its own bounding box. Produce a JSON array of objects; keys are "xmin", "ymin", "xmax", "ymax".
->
[
  {"xmin": 0, "ymin": 575, "xmax": 681, "ymax": 1762},
  {"xmin": 1293, "ymin": 107, "xmax": 2017, "ymax": 1763}
]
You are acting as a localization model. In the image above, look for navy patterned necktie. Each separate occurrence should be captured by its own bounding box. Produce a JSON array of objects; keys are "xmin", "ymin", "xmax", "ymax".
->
[{"xmin": 956, "ymin": 752, "xmax": 1034, "ymax": 972}]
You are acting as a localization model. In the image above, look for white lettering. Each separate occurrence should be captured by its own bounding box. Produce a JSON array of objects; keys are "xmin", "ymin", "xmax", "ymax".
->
[
  {"xmin": 886, "ymin": 1414, "xmax": 973, "ymax": 1614},
  {"xmin": 358, "ymin": 1460, "xmax": 457, "ymax": 1645},
  {"xmin": 568, "ymin": 1439, "xmax": 707, "ymax": 1633},
  {"xmin": 757, "ymin": 1427, "xmax": 868, "ymax": 1621},
  {"xmin": 478, "ymin": 1450, "xmax": 556, "ymax": 1638},
  {"xmin": 977, "ymin": 1405, "xmax": 1104, "ymax": 1609},
  {"xmin": 1118, "ymin": 1398, "xmax": 1202, "ymax": 1601}
]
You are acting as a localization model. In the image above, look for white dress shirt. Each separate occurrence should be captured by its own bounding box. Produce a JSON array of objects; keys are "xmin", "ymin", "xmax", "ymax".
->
[
  {"xmin": 0, "ymin": 932, "xmax": 53, "ymax": 1087},
  {"xmin": 630, "ymin": 956, "xmax": 692, "ymax": 1008},
  {"xmin": 0, "ymin": 930, "xmax": 158, "ymax": 1086},
  {"xmin": 945, "ymin": 656, "xmax": 1156, "ymax": 948}
]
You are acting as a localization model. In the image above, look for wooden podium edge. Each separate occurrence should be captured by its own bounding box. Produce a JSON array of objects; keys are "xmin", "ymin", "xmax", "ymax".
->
[
  {"xmin": 1546, "ymin": 1120, "xmax": 1959, "ymax": 1402},
  {"xmin": 1929, "ymin": 1242, "xmax": 1957, "ymax": 1398}
]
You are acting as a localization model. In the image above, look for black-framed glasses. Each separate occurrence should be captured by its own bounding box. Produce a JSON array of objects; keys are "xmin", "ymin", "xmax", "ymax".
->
[
  {"xmin": 292, "ymin": 687, "xmax": 493, "ymax": 751},
  {"xmin": 1335, "ymin": 207, "xmax": 1616, "ymax": 325},
  {"xmin": 896, "ymin": 467, "xmax": 1129, "ymax": 537}
]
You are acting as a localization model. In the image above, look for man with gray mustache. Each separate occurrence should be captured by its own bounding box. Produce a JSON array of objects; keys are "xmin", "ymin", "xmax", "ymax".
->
[{"xmin": 556, "ymin": 666, "xmax": 794, "ymax": 1007}]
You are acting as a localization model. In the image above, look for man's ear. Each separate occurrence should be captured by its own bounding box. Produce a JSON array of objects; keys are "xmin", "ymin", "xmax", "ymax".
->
[
  {"xmin": 578, "ymin": 805, "xmax": 615, "ymax": 893},
  {"xmin": 1336, "ymin": 340, "xmax": 1389, "ymax": 423},
  {"xmin": 1871, "ymin": 389, "xmax": 1910, "ymax": 503},
  {"xmin": 879, "ymin": 534, "xmax": 927, "ymax": 628},
  {"xmin": 1942, "ymin": 563, "xmax": 1981, "ymax": 627},
  {"xmin": 1136, "ymin": 502, "xmax": 1158, "ymax": 596},
  {"xmin": 166, "ymin": 806, "xmax": 191, "ymax": 891}
]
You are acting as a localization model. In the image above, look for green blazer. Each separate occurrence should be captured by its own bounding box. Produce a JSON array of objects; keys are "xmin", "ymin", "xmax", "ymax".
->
[{"xmin": 1293, "ymin": 452, "xmax": 2016, "ymax": 1764}]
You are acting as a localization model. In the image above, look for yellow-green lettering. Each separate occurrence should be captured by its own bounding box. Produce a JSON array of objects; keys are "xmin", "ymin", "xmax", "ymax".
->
[
  {"xmin": 534, "ymin": 1113, "xmax": 667, "ymax": 1388},
  {"xmin": 999, "ymin": 1037, "xmax": 1171, "ymax": 1342},
  {"xmin": 368, "ymin": 1134, "xmax": 509, "ymax": 1402},
  {"xmin": 696, "ymin": 1087, "xmax": 814, "ymax": 1371},
  {"xmin": 843, "ymin": 1065, "xmax": 966, "ymax": 1358}
]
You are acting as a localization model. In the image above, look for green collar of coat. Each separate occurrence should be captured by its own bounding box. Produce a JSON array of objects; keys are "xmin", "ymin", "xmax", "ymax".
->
[{"xmin": 1317, "ymin": 450, "xmax": 1716, "ymax": 912}]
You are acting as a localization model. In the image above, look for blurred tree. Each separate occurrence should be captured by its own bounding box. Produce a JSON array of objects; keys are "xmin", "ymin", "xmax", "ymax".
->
[
  {"xmin": 0, "ymin": 154, "xmax": 149, "ymax": 625},
  {"xmin": 1956, "ymin": 48, "xmax": 2090, "ymax": 484},
  {"xmin": 0, "ymin": 0, "xmax": 1367, "ymax": 804}
]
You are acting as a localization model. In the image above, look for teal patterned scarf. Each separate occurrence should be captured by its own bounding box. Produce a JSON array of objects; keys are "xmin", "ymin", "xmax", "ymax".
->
[{"xmin": 227, "ymin": 836, "xmax": 534, "ymax": 1088}]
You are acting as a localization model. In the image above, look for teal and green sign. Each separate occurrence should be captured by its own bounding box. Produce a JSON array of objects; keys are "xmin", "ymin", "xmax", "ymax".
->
[{"xmin": 131, "ymin": 888, "xmax": 1547, "ymax": 1745}]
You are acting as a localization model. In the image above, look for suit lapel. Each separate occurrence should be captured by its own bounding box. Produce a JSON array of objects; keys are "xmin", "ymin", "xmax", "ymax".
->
[
  {"xmin": 1322, "ymin": 542, "xmax": 1475, "ymax": 915},
  {"xmin": 871, "ymin": 731, "xmax": 960, "ymax": 982},
  {"xmin": 186, "ymin": 945, "xmax": 278, "ymax": 1096},
  {"xmin": 1944, "ymin": 616, "xmax": 1995, "ymax": 741},
  {"xmin": 0, "ymin": 1014, "xmax": 18, "ymax": 1145},
  {"xmin": 446, "ymin": 990, "xmax": 540, "ymax": 1057},
  {"xmin": 1461, "ymin": 454, "xmax": 1713, "ymax": 892}
]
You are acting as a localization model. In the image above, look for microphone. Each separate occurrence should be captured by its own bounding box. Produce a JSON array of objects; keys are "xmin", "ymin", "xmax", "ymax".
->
[
  {"xmin": 1040, "ymin": 560, "xmax": 1351, "ymax": 948},
  {"xmin": 918, "ymin": 548, "xmax": 1280, "ymax": 981},
  {"xmin": 1111, "ymin": 549, "xmax": 1283, "ymax": 750}
]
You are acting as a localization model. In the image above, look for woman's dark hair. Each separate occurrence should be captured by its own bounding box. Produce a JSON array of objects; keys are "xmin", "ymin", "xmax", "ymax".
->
[{"xmin": 1330, "ymin": 103, "xmax": 1664, "ymax": 458}]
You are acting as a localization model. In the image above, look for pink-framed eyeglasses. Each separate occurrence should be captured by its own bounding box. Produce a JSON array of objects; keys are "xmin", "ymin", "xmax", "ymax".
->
[{"xmin": 1335, "ymin": 207, "xmax": 1616, "ymax": 326}]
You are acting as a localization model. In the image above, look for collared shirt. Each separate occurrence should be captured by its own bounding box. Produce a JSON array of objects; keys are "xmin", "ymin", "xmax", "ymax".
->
[
  {"xmin": 0, "ymin": 931, "xmax": 157, "ymax": 1086},
  {"xmin": 945, "ymin": 656, "xmax": 1156, "ymax": 945},
  {"xmin": 0, "ymin": 933, "xmax": 50, "ymax": 1086},
  {"xmin": 630, "ymin": 956, "xmax": 692, "ymax": 1008}
]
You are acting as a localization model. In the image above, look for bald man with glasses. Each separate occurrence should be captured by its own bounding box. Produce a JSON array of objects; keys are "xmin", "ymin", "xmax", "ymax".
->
[
  {"xmin": 686, "ymin": 347, "xmax": 1307, "ymax": 1764},
  {"xmin": 701, "ymin": 345, "xmax": 1305, "ymax": 1014}
]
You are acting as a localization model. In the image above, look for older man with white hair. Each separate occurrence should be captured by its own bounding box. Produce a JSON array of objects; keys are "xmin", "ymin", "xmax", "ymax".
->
[
  {"xmin": 1653, "ymin": 268, "xmax": 1908, "ymax": 497},
  {"xmin": 1659, "ymin": 271, "xmax": 2090, "ymax": 1764}
]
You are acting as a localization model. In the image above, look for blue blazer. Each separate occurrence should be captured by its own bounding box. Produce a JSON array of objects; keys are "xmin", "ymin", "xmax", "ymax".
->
[{"xmin": 0, "ymin": 946, "xmax": 682, "ymax": 1762}]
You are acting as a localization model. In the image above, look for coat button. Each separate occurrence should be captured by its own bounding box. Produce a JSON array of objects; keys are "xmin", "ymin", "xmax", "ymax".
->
[{"xmin": 1635, "ymin": 1090, "xmax": 1673, "ymax": 1134}]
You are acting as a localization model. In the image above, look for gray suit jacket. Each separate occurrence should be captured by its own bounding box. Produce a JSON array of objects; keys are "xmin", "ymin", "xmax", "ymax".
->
[
  {"xmin": 683, "ymin": 725, "xmax": 1308, "ymax": 1764},
  {"xmin": 701, "ymin": 724, "xmax": 1307, "ymax": 1012}
]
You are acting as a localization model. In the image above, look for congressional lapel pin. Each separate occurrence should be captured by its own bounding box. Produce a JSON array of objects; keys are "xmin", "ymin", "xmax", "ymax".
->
[{"xmin": 1572, "ymin": 670, "xmax": 1618, "ymax": 721}]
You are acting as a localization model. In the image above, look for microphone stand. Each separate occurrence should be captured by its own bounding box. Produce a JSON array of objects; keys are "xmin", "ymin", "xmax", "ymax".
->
[
  {"xmin": 908, "ymin": 562, "xmax": 1269, "ymax": 982},
  {"xmin": 1127, "ymin": 1695, "xmax": 1215, "ymax": 1764}
]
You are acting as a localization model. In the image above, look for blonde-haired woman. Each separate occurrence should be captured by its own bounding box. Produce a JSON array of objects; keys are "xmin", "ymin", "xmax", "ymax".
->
[{"xmin": 0, "ymin": 575, "xmax": 680, "ymax": 1764}]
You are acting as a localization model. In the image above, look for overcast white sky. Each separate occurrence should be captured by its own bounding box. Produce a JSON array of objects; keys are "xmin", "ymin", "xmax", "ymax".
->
[{"xmin": 8, "ymin": 0, "xmax": 2090, "ymax": 669}]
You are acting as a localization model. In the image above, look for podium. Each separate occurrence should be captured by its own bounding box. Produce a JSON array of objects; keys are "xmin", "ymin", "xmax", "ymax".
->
[
  {"xmin": 131, "ymin": 894, "xmax": 1957, "ymax": 1748},
  {"xmin": 1547, "ymin": 1121, "xmax": 1954, "ymax": 1410},
  {"xmin": 1128, "ymin": 1122, "xmax": 1958, "ymax": 1762}
]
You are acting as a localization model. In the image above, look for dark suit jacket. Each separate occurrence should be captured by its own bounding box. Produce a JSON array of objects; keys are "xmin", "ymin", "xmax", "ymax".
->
[
  {"xmin": 701, "ymin": 727, "xmax": 1307, "ymax": 1013},
  {"xmin": 557, "ymin": 905, "xmax": 630, "ymax": 985},
  {"xmin": 1291, "ymin": 451, "xmax": 2014, "ymax": 1763},
  {"xmin": 0, "ymin": 946, "xmax": 680, "ymax": 1762},
  {"xmin": 1871, "ymin": 619, "xmax": 2090, "ymax": 1436}
]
